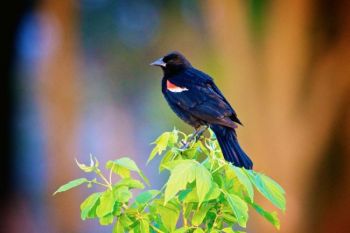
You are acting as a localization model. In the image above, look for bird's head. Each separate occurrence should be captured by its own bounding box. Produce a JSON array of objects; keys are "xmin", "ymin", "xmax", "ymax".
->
[{"xmin": 150, "ymin": 51, "xmax": 191, "ymax": 74}]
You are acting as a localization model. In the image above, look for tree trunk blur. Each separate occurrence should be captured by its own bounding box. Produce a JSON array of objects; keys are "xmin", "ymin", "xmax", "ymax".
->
[
  {"xmin": 203, "ymin": 0, "xmax": 350, "ymax": 232},
  {"xmin": 37, "ymin": 0, "xmax": 81, "ymax": 232}
]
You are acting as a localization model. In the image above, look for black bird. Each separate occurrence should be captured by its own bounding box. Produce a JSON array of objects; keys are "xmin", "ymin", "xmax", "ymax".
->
[{"xmin": 150, "ymin": 51, "xmax": 253, "ymax": 169}]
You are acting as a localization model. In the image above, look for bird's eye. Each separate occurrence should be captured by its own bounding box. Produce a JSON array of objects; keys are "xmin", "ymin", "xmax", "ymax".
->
[
  {"xmin": 168, "ymin": 58, "xmax": 176, "ymax": 63},
  {"xmin": 164, "ymin": 54, "xmax": 179, "ymax": 63}
]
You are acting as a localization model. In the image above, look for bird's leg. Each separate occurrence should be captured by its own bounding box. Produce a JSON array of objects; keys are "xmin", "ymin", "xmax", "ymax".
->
[{"xmin": 181, "ymin": 125, "xmax": 208, "ymax": 150}]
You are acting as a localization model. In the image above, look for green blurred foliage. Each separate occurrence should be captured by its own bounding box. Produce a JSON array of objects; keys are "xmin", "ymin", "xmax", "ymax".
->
[{"xmin": 55, "ymin": 129, "xmax": 286, "ymax": 232}]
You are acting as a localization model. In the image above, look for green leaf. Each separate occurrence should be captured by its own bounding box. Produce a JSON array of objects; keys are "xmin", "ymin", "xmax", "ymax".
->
[
  {"xmin": 115, "ymin": 178, "xmax": 144, "ymax": 189},
  {"xmin": 148, "ymin": 146, "xmax": 159, "ymax": 164},
  {"xmin": 169, "ymin": 128, "xmax": 179, "ymax": 146},
  {"xmin": 181, "ymin": 188, "xmax": 197, "ymax": 203},
  {"xmin": 222, "ymin": 228, "xmax": 235, "ymax": 233},
  {"xmin": 164, "ymin": 160, "xmax": 197, "ymax": 203},
  {"xmin": 148, "ymin": 129, "xmax": 179, "ymax": 164},
  {"xmin": 231, "ymin": 166, "xmax": 254, "ymax": 201},
  {"xmin": 107, "ymin": 157, "xmax": 149, "ymax": 185},
  {"xmin": 222, "ymin": 213, "xmax": 236, "ymax": 223},
  {"xmin": 223, "ymin": 191, "xmax": 248, "ymax": 227},
  {"xmin": 156, "ymin": 200, "xmax": 180, "ymax": 231},
  {"xmin": 96, "ymin": 189, "xmax": 115, "ymax": 217},
  {"xmin": 113, "ymin": 217, "xmax": 125, "ymax": 233},
  {"xmin": 183, "ymin": 184, "xmax": 220, "ymax": 203},
  {"xmin": 161, "ymin": 159, "xmax": 186, "ymax": 171},
  {"xmin": 210, "ymin": 230, "xmax": 220, "ymax": 233},
  {"xmin": 114, "ymin": 186, "xmax": 132, "ymax": 203},
  {"xmin": 184, "ymin": 202, "xmax": 195, "ymax": 219},
  {"xmin": 139, "ymin": 219, "xmax": 150, "ymax": 233},
  {"xmin": 198, "ymin": 140, "xmax": 209, "ymax": 155},
  {"xmin": 207, "ymin": 183, "xmax": 221, "ymax": 200},
  {"xmin": 248, "ymin": 171, "xmax": 286, "ymax": 211},
  {"xmin": 113, "ymin": 202, "xmax": 122, "ymax": 216},
  {"xmin": 75, "ymin": 155, "xmax": 99, "ymax": 172},
  {"xmin": 173, "ymin": 227, "xmax": 190, "ymax": 233},
  {"xmin": 183, "ymin": 141, "xmax": 202, "ymax": 159},
  {"xmin": 193, "ymin": 228, "xmax": 205, "ymax": 233},
  {"xmin": 195, "ymin": 165, "xmax": 212, "ymax": 205},
  {"xmin": 159, "ymin": 150, "xmax": 176, "ymax": 172},
  {"xmin": 148, "ymin": 132, "xmax": 171, "ymax": 163},
  {"xmin": 119, "ymin": 214, "xmax": 133, "ymax": 228},
  {"xmin": 99, "ymin": 213, "xmax": 114, "ymax": 225},
  {"xmin": 53, "ymin": 178, "xmax": 88, "ymax": 195},
  {"xmin": 155, "ymin": 132, "xmax": 171, "ymax": 148},
  {"xmin": 134, "ymin": 190, "xmax": 160, "ymax": 206},
  {"xmin": 192, "ymin": 204, "xmax": 211, "ymax": 226},
  {"xmin": 107, "ymin": 161, "xmax": 131, "ymax": 178},
  {"xmin": 250, "ymin": 201, "xmax": 280, "ymax": 229},
  {"xmin": 80, "ymin": 192, "xmax": 102, "ymax": 220}
]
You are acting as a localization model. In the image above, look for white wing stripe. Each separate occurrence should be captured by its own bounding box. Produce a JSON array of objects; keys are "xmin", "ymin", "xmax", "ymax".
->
[{"xmin": 168, "ymin": 87, "xmax": 189, "ymax": 93}]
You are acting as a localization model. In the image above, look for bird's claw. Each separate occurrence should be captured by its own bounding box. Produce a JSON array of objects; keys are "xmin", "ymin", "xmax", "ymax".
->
[
  {"xmin": 181, "ymin": 142, "xmax": 190, "ymax": 150},
  {"xmin": 180, "ymin": 126, "xmax": 208, "ymax": 150}
]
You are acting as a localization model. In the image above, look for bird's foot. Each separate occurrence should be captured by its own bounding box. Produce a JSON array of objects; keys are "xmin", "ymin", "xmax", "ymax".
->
[
  {"xmin": 180, "ymin": 125, "xmax": 208, "ymax": 150},
  {"xmin": 194, "ymin": 125, "xmax": 208, "ymax": 141},
  {"xmin": 180, "ymin": 141, "xmax": 191, "ymax": 150}
]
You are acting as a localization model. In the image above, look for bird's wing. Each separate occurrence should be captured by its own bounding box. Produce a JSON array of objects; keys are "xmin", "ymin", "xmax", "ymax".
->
[
  {"xmin": 185, "ymin": 68, "xmax": 242, "ymax": 125},
  {"xmin": 165, "ymin": 70, "xmax": 239, "ymax": 128},
  {"xmin": 205, "ymin": 81, "xmax": 242, "ymax": 125}
]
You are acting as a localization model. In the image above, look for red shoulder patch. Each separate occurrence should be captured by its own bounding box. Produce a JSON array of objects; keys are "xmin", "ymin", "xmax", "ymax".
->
[
  {"xmin": 166, "ymin": 80, "xmax": 178, "ymax": 89},
  {"xmin": 166, "ymin": 80, "xmax": 189, "ymax": 93}
]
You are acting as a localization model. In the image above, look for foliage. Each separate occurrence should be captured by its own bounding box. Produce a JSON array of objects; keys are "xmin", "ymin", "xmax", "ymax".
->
[{"xmin": 54, "ymin": 128, "xmax": 286, "ymax": 232}]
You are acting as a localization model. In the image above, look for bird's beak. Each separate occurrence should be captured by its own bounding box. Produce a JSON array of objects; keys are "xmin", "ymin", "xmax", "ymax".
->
[{"xmin": 150, "ymin": 57, "xmax": 166, "ymax": 67}]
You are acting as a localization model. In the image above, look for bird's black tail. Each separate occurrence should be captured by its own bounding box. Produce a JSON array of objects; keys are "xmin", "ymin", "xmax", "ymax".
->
[{"xmin": 211, "ymin": 124, "xmax": 253, "ymax": 169}]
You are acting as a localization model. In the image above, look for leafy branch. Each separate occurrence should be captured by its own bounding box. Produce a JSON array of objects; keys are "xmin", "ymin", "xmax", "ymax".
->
[{"xmin": 54, "ymin": 128, "xmax": 286, "ymax": 232}]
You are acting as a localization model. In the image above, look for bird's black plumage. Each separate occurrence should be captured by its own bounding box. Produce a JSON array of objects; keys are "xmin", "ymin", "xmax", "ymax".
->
[{"xmin": 151, "ymin": 51, "xmax": 253, "ymax": 169}]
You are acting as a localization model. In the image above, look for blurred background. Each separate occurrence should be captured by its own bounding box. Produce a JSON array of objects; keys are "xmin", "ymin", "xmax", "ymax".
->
[{"xmin": 2, "ymin": 0, "xmax": 350, "ymax": 232}]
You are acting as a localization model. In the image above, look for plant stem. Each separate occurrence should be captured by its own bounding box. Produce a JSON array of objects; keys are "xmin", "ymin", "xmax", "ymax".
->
[
  {"xmin": 109, "ymin": 163, "xmax": 115, "ymax": 185},
  {"xmin": 211, "ymin": 157, "xmax": 228, "ymax": 174},
  {"xmin": 177, "ymin": 130, "xmax": 188, "ymax": 140},
  {"xmin": 151, "ymin": 184, "xmax": 166, "ymax": 201},
  {"xmin": 212, "ymin": 164, "xmax": 225, "ymax": 174},
  {"xmin": 182, "ymin": 203, "xmax": 188, "ymax": 227},
  {"xmin": 140, "ymin": 184, "xmax": 166, "ymax": 212},
  {"xmin": 211, "ymin": 204, "xmax": 222, "ymax": 230},
  {"xmin": 91, "ymin": 180, "xmax": 110, "ymax": 188},
  {"xmin": 96, "ymin": 169, "xmax": 112, "ymax": 190}
]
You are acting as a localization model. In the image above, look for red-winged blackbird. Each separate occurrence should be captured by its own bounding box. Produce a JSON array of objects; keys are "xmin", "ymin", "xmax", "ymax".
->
[{"xmin": 150, "ymin": 51, "xmax": 253, "ymax": 169}]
